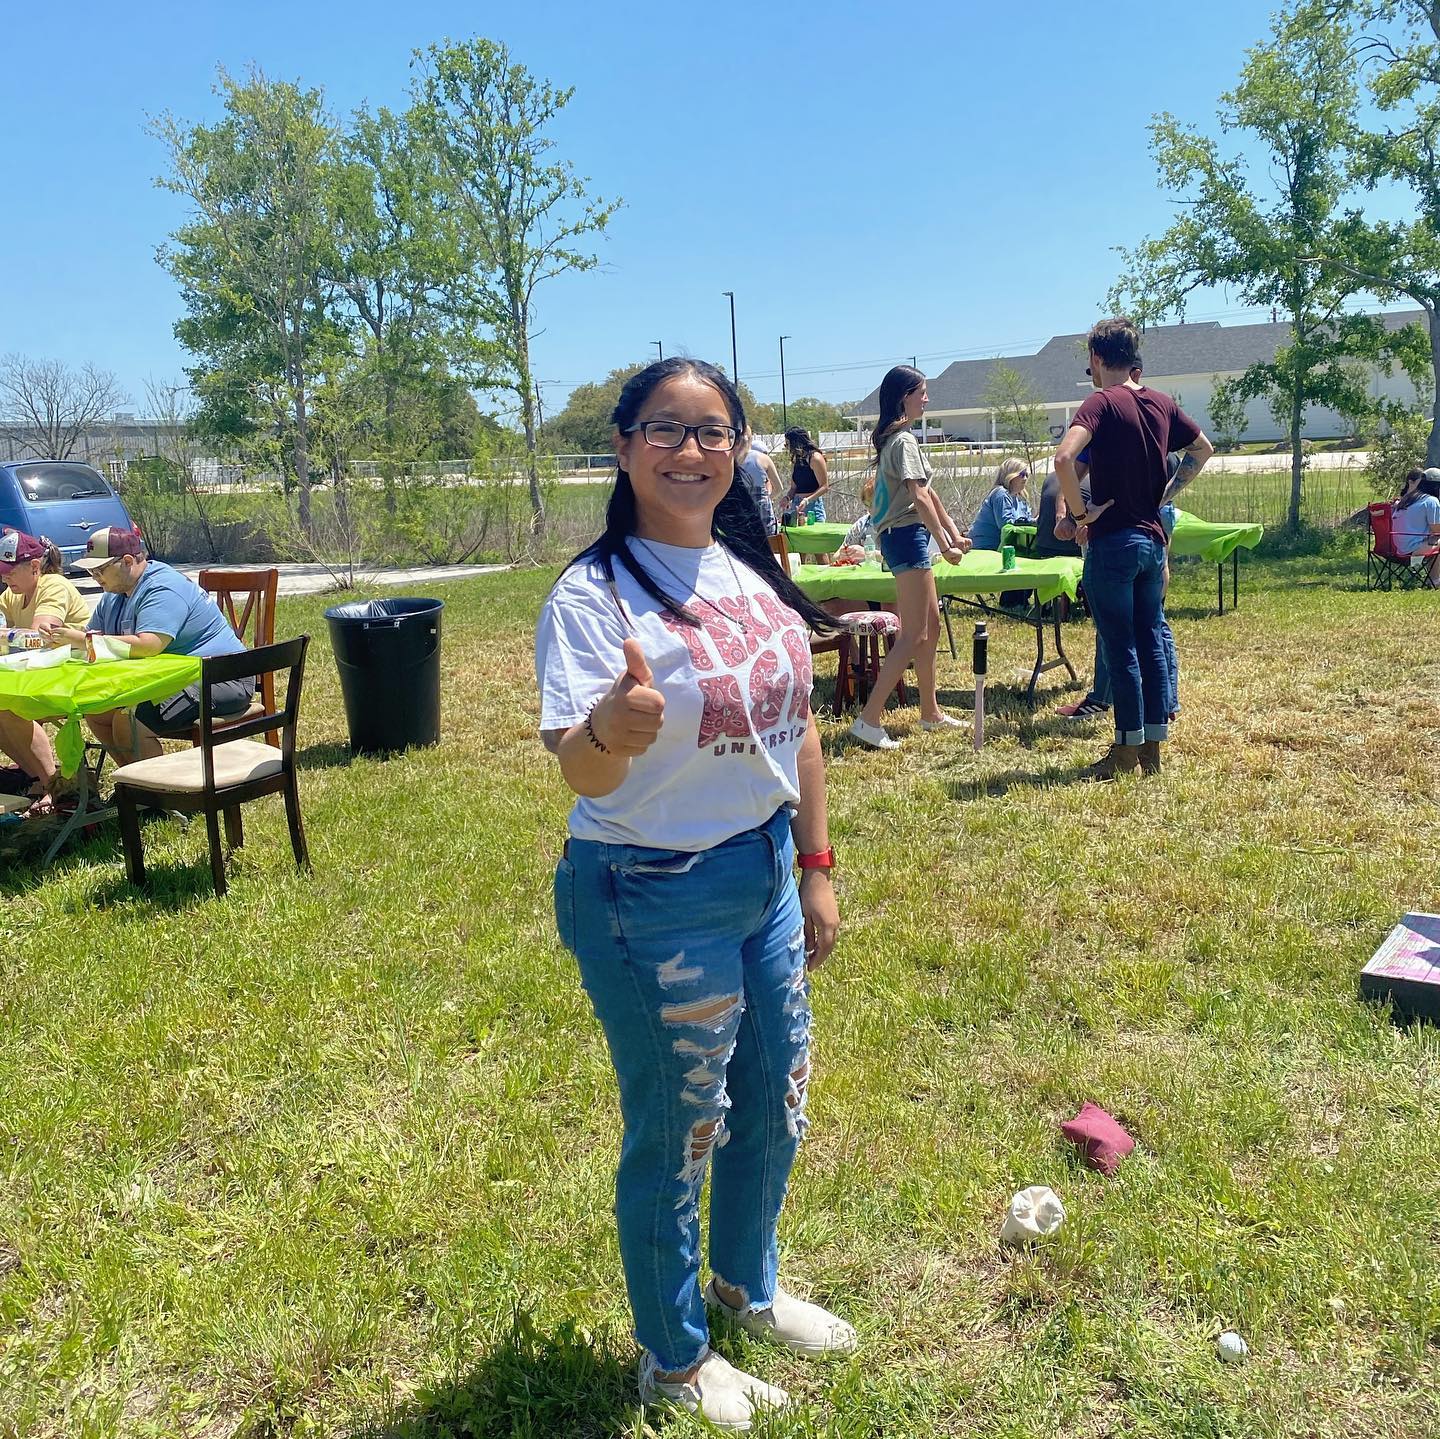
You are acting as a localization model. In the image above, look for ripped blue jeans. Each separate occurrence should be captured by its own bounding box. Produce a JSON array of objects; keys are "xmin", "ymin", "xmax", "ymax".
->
[{"xmin": 554, "ymin": 805, "xmax": 810, "ymax": 1373}]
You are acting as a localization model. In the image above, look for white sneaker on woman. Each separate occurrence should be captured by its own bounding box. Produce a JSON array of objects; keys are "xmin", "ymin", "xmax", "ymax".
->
[
  {"xmin": 920, "ymin": 712, "xmax": 964, "ymax": 732},
  {"xmin": 638, "ymin": 1349, "xmax": 789, "ymax": 1431},
  {"xmin": 705, "ymin": 1278, "xmax": 859, "ymax": 1356},
  {"xmin": 849, "ymin": 717, "xmax": 899, "ymax": 749}
]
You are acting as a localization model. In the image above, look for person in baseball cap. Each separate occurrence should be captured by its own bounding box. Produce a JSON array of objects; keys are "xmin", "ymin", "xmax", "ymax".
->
[
  {"xmin": 0, "ymin": 528, "xmax": 92, "ymax": 804},
  {"xmin": 48, "ymin": 526, "xmax": 254, "ymax": 764}
]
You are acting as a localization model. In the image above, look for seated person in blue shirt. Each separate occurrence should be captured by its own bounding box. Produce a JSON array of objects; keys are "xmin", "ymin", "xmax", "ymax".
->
[
  {"xmin": 52, "ymin": 527, "xmax": 253, "ymax": 764},
  {"xmin": 967, "ymin": 458, "xmax": 1034, "ymax": 550}
]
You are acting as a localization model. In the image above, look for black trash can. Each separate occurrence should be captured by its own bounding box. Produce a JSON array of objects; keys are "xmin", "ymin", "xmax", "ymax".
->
[{"xmin": 324, "ymin": 597, "xmax": 443, "ymax": 755}]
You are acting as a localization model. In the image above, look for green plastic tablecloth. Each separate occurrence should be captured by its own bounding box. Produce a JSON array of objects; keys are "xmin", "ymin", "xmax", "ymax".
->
[
  {"xmin": 791, "ymin": 550, "xmax": 1082, "ymax": 607},
  {"xmin": 783, "ymin": 523, "xmax": 851, "ymax": 554},
  {"xmin": 1004, "ymin": 512, "xmax": 1263, "ymax": 565},
  {"xmin": 1169, "ymin": 509, "xmax": 1265, "ymax": 563},
  {"xmin": 0, "ymin": 654, "xmax": 202, "ymax": 776}
]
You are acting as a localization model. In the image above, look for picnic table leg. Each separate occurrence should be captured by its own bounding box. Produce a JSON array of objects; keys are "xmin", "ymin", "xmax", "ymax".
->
[
  {"xmin": 1217, "ymin": 562, "xmax": 1225, "ymax": 615},
  {"xmin": 1232, "ymin": 551, "xmax": 1239, "ymax": 609},
  {"xmin": 41, "ymin": 761, "xmax": 93, "ymax": 866},
  {"xmin": 1051, "ymin": 603, "xmax": 1076, "ymax": 683},
  {"xmin": 1026, "ymin": 604, "xmax": 1046, "ymax": 706},
  {"xmin": 941, "ymin": 596, "xmax": 957, "ymax": 659}
]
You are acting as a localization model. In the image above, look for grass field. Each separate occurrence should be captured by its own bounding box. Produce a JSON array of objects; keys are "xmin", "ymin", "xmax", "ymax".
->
[{"xmin": 2, "ymin": 533, "xmax": 1438, "ymax": 1438}]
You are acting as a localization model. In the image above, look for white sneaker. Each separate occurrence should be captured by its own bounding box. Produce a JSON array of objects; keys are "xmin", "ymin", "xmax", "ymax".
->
[
  {"xmin": 705, "ymin": 1278, "xmax": 859, "ymax": 1357},
  {"xmin": 849, "ymin": 717, "xmax": 899, "ymax": 749},
  {"xmin": 638, "ymin": 1349, "xmax": 789, "ymax": 1431},
  {"xmin": 920, "ymin": 712, "xmax": 964, "ymax": 732}
]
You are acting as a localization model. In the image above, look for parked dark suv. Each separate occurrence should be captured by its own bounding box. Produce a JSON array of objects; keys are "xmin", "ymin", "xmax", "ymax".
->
[{"xmin": 0, "ymin": 460, "xmax": 137, "ymax": 570}]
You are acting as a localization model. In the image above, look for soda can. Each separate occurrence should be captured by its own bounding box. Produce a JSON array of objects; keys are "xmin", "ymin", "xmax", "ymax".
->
[{"xmin": 1001, "ymin": 544, "xmax": 1016, "ymax": 571}]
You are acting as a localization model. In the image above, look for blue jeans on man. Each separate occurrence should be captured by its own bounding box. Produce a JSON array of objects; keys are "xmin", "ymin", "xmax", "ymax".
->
[
  {"xmin": 1083, "ymin": 527, "xmax": 1171, "ymax": 744},
  {"xmin": 1087, "ymin": 616, "xmax": 1179, "ymax": 718}
]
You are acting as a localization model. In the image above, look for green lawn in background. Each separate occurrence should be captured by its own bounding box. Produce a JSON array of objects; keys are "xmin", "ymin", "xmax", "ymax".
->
[{"xmin": 1, "ymin": 534, "xmax": 1437, "ymax": 1438}]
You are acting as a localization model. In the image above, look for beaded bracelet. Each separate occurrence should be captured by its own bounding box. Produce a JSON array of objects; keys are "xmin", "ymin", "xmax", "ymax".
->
[{"xmin": 584, "ymin": 702, "xmax": 610, "ymax": 754}]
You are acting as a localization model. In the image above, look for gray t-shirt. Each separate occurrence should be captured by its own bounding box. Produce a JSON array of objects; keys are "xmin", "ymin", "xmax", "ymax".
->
[{"xmin": 871, "ymin": 431, "xmax": 933, "ymax": 534}]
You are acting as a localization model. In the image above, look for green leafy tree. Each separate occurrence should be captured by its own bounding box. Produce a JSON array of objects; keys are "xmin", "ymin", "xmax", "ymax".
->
[
  {"xmin": 330, "ymin": 103, "xmax": 474, "ymax": 509},
  {"xmin": 750, "ymin": 396, "xmax": 851, "ymax": 437},
  {"xmin": 980, "ymin": 362, "xmax": 1051, "ymax": 473},
  {"xmin": 1294, "ymin": 1, "xmax": 1440, "ymax": 464},
  {"xmin": 153, "ymin": 67, "xmax": 344, "ymax": 533},
  {"xmin": 1111, "ymin": 4, "xmax": 1402, "ymax": 527},
  {"xmin": 413, "ymin": 38, "xmax": 620, "ymax": 542},
  {"xmin": 1207, "ymin": 376, "xmax": 1252, "ymax": 451},
  {"xmin": 539, "ymin": 362, "xmax": 647, "ymax": 454}
]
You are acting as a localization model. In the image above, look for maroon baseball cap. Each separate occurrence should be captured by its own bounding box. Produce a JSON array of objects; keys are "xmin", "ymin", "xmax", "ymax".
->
[
  {"xmin": 0, "ymin": 528, "xmax": 47, "ymax": 575},
  {"xmin": 73, "ymin": 526, "xmax": 147, "ymax": 572}
]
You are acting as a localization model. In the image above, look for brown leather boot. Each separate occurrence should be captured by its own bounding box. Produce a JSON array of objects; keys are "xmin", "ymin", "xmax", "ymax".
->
[
  {"xmin": 1083, "ymin": 743, "xmax": 1142, "ymax": 781},
  {"xmin": 1138, "ymin": 740, "xmax": 1162, "ymax": 775}
]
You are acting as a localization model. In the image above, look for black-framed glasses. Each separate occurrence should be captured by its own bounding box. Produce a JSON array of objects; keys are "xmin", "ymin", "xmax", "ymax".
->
[{"xmin": 626, "ymin": 420, "xmax": 739, "ymax": 452}]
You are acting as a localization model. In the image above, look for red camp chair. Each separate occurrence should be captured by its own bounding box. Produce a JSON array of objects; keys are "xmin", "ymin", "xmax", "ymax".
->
[{"xmin": 1367, "ymin": 502, "xmax": 1439, "ymax": 591}]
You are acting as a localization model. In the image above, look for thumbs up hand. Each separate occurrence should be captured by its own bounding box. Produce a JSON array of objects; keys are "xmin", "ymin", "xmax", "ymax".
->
[{"xmin": 591, "ymin": 637, "xmax": 665, "ymax": 756}]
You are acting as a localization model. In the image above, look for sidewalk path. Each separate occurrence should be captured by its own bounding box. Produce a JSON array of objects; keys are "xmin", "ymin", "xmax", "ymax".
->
[{"xmin": 76, "ymin": 561, "xmax": 510, "ymax": 612}]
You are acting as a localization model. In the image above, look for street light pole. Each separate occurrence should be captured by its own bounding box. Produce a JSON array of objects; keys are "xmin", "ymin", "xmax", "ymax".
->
[
  {"xmin": 779, "ymin": 335, "xmax": 792, "ymax": 428},
  {"xmin": 652, "ymin": 340, "xmax": 663, "ymax": 360},
  {"xmin": 722, "ymin": 291, "xmax": 738, "ymax": 385}
]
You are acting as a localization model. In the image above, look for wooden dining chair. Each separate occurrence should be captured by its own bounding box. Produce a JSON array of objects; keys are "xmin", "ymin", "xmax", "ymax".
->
[
  {"xmin": 112, "ymin": 636, "xmax": 310, "ymax": 897},
  {"xmin": 193, "ymin": 567, "xmax": 281, "ymax": 748}
]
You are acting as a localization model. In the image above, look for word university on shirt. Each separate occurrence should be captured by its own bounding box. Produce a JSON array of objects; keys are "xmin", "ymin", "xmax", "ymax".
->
[{"xmin": 660, "ymin": 589, "xmax": 812, "ymax": 758}]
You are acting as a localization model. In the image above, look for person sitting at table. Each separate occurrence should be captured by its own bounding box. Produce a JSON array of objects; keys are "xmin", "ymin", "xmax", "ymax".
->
[
  {"xmin": 49, "ymin": 527, "xmax": 254, "ymax": 764},
  {"xmin": 967, "ymin": 458, "xmax": 1034, "ymax": 551},
  {"xmin": 1034, "ymin": 470, "xmax": 1081, "ymax": 560},
  {"xmin": 0, "ymin": 527, "xmax": 91, "ymax": 805},
  {"xmin": 839, "ymin": 477, "xmax": 878, "ymax": 554},
  {"xmin": 781, "ymin": 428, "xmax": 830, "ymax": 524},
  {"xmin": 850, "ymin": 366, "xmax": 972, "ymax": 749},
  {"xmin": 1392, "ymin": 470, "xmax": 1440, "ymax": 585}
]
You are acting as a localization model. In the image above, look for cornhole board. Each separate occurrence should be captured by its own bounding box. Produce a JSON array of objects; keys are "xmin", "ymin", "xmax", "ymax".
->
[{"xmin": 1360, "ymin": 913, "xmax": 1440, "ymax": 1023}]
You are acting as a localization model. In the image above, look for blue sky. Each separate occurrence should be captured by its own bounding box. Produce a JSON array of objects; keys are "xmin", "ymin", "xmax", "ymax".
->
[{"xmin": 0, "ymin": 1, "xmax": 1410, "ymax": 417}]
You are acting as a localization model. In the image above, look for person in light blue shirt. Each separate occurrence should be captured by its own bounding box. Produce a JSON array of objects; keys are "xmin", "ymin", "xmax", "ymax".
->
[
  {"xmin": 55, "ymin": 526, "xmax": 252, "ymax": 763},
  {"xmin": 967, "ymin": 457, "xmax": 1034, "ymax": 550}
]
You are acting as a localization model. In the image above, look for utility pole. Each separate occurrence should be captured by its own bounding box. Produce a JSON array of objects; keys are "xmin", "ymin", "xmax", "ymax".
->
[
  {"xmin": 779, "ymin": 335, "xmax": 792, "ymax": 428},
  {"xmin": 721, "ymin": 291, "xmax": 738, "ymax": 385},
  {"xmin": 652, "ymin": 340, "xmax": 663, "ymax": 360}
]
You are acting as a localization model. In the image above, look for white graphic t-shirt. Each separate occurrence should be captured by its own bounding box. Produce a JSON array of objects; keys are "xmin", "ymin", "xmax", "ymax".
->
[{"xmin": 536, "ymin": 539, "xmax": 814, "ymax": 849}]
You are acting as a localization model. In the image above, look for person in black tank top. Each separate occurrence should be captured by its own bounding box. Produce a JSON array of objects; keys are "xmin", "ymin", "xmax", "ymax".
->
[{"xmin": 782, "ymin": 427, "xmax": 829, "ymax": 523}]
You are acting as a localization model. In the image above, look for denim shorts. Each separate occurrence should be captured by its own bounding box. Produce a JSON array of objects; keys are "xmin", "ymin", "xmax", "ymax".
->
[{"xmin": 878, "ymin": 521, "xmax": 932, "ymax": 574}]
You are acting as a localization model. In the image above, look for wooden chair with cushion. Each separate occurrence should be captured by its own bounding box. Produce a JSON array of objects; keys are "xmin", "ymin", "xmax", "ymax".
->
[
  {"xmin": 193, "ymin": 567, "xmax": 280, "ymax": 748},
  {"xmin": 769, "ymin": 533, "xmax": 907, "ymax": 712},
  {"xmin": 112, "ymin": 636, "xmax": 310, "ymax": 897}
]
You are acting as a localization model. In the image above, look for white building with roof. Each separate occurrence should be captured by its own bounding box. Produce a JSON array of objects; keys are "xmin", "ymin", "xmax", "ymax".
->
[{"xmin": 846, "ymin": 312, "xmax": 1429, "ymax": 442}]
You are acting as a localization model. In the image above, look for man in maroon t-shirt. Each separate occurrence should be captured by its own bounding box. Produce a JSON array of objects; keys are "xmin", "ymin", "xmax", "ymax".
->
[{"xmin": 1054, "ymin": 317, "xmax": 1213, "ymax": 779}]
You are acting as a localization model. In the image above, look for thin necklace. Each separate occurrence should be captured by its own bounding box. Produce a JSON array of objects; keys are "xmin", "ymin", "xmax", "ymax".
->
[{"xmin": 630, "ymin": 538, "xmax": 752, "ymax": 632}]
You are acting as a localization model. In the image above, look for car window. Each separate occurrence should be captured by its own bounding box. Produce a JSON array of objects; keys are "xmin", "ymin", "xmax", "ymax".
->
[{"xmin": 12, "ymin": 463, "xmax": 112, "ymax": 501}]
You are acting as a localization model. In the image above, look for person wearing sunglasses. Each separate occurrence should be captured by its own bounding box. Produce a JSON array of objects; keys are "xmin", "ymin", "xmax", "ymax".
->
[
  {"xmin": 966, "ymin": 457, "xmax": 1034, "ymax": 552},
  {"xmin": 537, "ymin": 358, "xmax": 855, "ymax": 1431},
  {"xmin": 1053, "ymin": 318, "xmax": 1213, "ymax": 779}
]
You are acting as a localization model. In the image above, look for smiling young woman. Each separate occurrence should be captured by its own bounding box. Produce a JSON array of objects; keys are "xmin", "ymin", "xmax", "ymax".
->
[{"xmin": 534, "ymin": 358, "xmax": 857, "ymax": 1429}]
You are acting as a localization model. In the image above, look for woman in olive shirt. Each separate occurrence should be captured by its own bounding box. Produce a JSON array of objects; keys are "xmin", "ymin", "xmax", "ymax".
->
[{"xmin": 0, "ymin": 528, "xmax": 89, "ymax": 799}]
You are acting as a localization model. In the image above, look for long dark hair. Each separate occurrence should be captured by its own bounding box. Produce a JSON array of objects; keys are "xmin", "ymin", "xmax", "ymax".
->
[
  {"xmin": 1397, "ymin": 467, "xmax": 1428, "ymax": 509},
  {"xmin": 784, "ymin": 426, "xmax": 818, "ymax": 466},
  {"xmin": 566, "ymin": 358, "xmax": 839, "ymax": 634},
  {"xmin": 871, "ymin": 365, "xmax": 925, "ymax": 461}
]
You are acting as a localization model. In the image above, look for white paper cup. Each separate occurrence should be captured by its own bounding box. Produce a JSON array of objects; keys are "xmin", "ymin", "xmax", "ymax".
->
[{"xmin": 1000, "ymin": 1185, "xmax": 1066, "ymax": 1246}]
